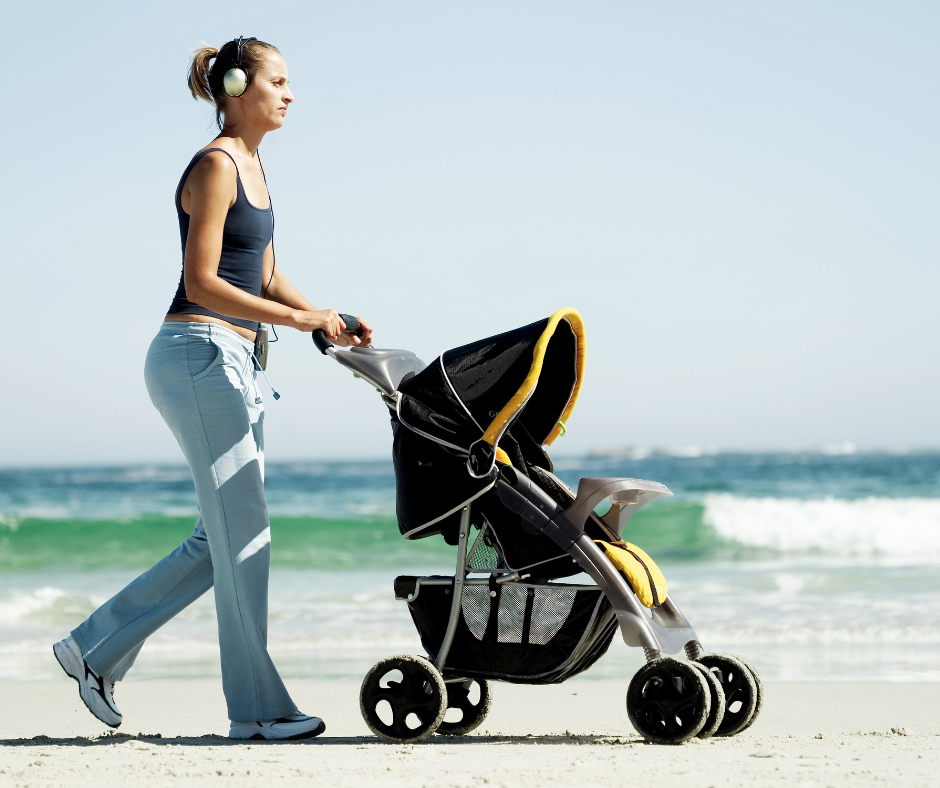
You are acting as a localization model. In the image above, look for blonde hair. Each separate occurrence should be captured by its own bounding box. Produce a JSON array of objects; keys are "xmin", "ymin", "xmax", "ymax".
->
[{"xmin": 187, "ymin": 38, "xmax": 280, "ymax": 128}]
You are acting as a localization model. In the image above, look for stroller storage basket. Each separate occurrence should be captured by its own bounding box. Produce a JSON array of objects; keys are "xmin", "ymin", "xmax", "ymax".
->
[{"xmin": 400, "ymin": 576, "xmax": 618, "ymax": 684}]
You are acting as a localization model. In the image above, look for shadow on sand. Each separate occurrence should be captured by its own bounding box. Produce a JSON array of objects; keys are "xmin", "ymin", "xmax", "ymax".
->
[{"xmin": 0, "ymin": 732, "xmax": 643, "ymax": 748}]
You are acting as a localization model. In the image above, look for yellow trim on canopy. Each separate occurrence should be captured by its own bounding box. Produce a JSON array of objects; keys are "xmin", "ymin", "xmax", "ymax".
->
[{"xmin": 481, "ymin": 307, "xmax": 586, "ymax": 448}]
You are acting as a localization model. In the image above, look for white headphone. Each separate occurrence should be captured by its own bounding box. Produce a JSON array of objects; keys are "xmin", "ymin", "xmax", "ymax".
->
[{"xmin": 222, "ymin": 36, "xmax": 257, "ymax": 97}]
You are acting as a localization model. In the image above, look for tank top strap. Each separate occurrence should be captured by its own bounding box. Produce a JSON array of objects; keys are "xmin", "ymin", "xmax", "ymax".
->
[
  {"xmin": 198, "ymin": 147, "xmax": 241, "ymax": 176},
  {"xmin": 175, "ymin": 147, "xmax": 244, "ymax": 207}
]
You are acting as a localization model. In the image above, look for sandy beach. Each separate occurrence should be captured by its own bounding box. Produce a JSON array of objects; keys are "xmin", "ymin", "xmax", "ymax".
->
[{"xmin": 1, "ymin": 680, "xmax": 937, "ymax": 786}]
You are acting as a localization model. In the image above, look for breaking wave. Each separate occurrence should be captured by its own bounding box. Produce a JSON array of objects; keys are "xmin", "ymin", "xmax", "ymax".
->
[
  {"xmin": 2, "ymin": 495, "xmax": 938, "ymax": 570},
  {"xmin": 702, "ymin": 494, "xmax": 940, "ymax": 560}
]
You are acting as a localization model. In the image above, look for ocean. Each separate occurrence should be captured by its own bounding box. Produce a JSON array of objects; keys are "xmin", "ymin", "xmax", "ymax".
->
[{"xmin": 2, "ymin": 452, "xmax": 939, "ymax": 684}]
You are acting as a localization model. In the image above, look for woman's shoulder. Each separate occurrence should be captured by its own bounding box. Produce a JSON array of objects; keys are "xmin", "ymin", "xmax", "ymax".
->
[
  {"xmin": 191, "ymin": 146, "xmax": 238, "ymax": 174},
  {"xmin": 179, "ymin": 147, "xmax": 239, "ymax": 208},
  {"xmin": 186, "ymin": 148, "xmax": 239, "ymax": 189}
]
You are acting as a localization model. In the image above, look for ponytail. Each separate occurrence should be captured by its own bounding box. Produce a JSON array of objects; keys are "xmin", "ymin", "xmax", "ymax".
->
[{"xmin": 188, "ymin": 44, "xmax": 219, "ymax": 104}]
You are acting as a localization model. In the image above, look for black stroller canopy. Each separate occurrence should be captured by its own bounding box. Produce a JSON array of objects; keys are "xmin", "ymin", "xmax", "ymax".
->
[{"xmin": 394, "ymin": 308, "xmax": 585, "ymax": 539}]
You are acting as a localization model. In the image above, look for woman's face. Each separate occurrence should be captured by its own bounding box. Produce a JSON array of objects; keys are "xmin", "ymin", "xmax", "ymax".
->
[{"xmin": 238, "ymin": 51, "xmax": 293, "ymax": 131}]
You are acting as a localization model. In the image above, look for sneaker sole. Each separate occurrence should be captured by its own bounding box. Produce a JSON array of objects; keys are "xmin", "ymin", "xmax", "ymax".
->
[
  {"xmin": 235, "ymin": 719, "xmax": 327, "ymax": 742},
  {"xmin": 53, "ymin": 643, "xmax": 122, "ymax": 730}
]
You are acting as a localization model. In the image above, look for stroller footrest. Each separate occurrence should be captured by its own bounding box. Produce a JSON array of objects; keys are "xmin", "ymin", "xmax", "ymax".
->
[
  {"xmin": 394, "ymin": 576, "xmax": 419, "ymax": 600},
  {"xmin": 395, "ymin": 575, "xmax": 453, "ymax": 601}
]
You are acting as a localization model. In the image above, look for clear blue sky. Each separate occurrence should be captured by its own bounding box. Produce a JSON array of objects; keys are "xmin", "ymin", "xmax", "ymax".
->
[{"xmin": 2, "ymin": 1, "xmax": 937, "ymax": 465}]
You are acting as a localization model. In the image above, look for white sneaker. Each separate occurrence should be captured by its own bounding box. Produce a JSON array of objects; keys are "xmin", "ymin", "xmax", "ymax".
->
[
  {"xmin": 229, "ymin": 712, "xmax": 326, "ymax": 741},
  {"xmin": 53, "ymin": 636, "xmax": 122, "ymax": 729}
]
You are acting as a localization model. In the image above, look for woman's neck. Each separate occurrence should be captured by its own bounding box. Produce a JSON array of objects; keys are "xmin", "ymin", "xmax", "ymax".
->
[{"xmin": 216, "ymin": 127, "xmax": 265, "ymax": 159}]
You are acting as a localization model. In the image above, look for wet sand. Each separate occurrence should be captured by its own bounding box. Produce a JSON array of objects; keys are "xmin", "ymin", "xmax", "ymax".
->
[{"xmin": 1, "ymin": 680, "xmax": 938, "ymax": 786}]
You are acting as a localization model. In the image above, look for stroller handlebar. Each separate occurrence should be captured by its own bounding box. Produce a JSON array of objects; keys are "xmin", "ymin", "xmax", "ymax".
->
[{"xmin": 312, "ymin": 314, "xmax": 363, "ymax": 355}]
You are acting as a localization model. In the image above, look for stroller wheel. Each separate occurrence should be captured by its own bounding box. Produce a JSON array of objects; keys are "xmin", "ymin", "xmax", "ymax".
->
[
  {"xmin": 691, "ymin": 661, "xmax": 726, "ymax": 739},
  {"xmin": 732, "ymin": 656, "xmax": 763, "ymax": 735},
  {"xmin": 359, "ymin": 654, "xmax": 447, "ymax": 744},
  {"xmin": 695, "ymin": 653, "xmax": 758, "ymax": 737},
  {"xmin": 436, "ymin": 679, "xmax": 492, "ymax": 736},
  {"xmin": 626, "ymin": 657, "xmax": 710, "ymax": 745}
]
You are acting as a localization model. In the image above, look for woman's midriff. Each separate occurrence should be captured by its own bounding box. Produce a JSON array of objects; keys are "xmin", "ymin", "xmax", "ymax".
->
[{"xmin": 164, "ymin": 313, "xmax": 257, "ymax": 342}]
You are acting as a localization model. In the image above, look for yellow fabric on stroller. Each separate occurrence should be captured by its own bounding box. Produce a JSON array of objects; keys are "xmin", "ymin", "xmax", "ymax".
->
[{"xmin": 595, "ymin": 541, "xmax": 668, "ymax": 608}]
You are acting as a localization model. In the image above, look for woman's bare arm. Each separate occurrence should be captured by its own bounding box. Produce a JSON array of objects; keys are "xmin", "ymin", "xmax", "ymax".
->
[
  {"xmin": 182, "ymin": 152, "xmax": 345, "ymax": 338},
  {"xmin": 260, "ymin": 251, "xmax": 373, "ymax": 347}
]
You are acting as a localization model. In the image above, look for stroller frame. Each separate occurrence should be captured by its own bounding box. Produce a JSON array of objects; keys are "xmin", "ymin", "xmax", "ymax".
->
[
  {"xmin": 315, "ymin": 316, "xmax": 763, "ymax": 745},
  {"xmin": 426, "ymin": 477, "xmax": 700, "ymax": 675}
]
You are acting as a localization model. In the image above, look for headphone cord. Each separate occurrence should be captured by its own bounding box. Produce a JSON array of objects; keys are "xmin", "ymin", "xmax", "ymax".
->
[
  {"xmin": 257, "ymin": 151, "xmax": 278, "ymax": 343},
  {"xmin": 258, "ymin": 151, "xmax": 276, "ymax": 299}
]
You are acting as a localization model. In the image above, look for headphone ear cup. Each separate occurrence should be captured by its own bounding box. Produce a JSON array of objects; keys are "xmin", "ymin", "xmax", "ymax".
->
[{"xmin": 223, "ymin": 67, "xmax": 249, "ymax": 97}]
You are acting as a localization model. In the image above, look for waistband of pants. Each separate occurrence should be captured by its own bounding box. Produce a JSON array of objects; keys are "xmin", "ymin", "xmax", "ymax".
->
[{"xmin": 158, "ymin": 321, "xmax": 255, "ymax": 354}]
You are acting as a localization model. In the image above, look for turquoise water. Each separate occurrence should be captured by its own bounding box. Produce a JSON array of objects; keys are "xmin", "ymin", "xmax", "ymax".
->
[{"xmin": 2, "ymin": 453, "xmax": 939, "ymax": 682}]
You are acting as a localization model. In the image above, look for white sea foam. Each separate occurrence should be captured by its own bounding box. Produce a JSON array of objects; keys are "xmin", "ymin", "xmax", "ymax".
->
[
  {"xmin": 2, "ymin": 564, "xmax": 938, "ymax": 681},
  {"xmin": 703, "ymin": 495, "xmax": 940, "ymax": 559},
  {"xmin": 0, "ymin": 587, "xmax": 68, "ymax": 624},
  {"xmin": 697, "ymin": 624, "xmax": 940, "ymax": 645}
]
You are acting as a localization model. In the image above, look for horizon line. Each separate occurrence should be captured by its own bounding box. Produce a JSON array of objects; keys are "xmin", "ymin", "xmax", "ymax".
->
[{"xmin": 2, "ymin": 445, "xmax": 940, "ymax": 471}]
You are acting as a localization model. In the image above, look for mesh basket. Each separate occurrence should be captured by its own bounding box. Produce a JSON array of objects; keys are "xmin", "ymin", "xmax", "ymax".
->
[{"xmin": 402, "ymin": 577, "xmax": 618, "ymax": 684}]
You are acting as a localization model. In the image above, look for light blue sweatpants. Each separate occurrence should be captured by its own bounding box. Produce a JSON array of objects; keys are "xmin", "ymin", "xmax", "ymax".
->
[{"xmin": 71, "ymin": 322, "xmax": 297, "ymax": 723}]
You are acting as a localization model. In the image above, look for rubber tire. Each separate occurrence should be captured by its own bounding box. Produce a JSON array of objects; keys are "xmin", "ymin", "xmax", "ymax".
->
[
  {"xmin": 436, "ymin": 679, "xmax": 492, "ymax": 736},
  {"xmin": 360, "ymin": 654, "xmax": 447, "ymax": 743},
  {"xmin": 627, "ymin": 657, "xmax": 711, "ymax": 745},
  {"xmin": 734, "ymin": 656, "xmax": 764, "ymax": 734},
  {"xmin": 696, "ymin": 653, "xmax": 758, "ymax": 737},
  {"xmin": 691, "ymin": 661, "xmax": 726, "ymax": 739}
]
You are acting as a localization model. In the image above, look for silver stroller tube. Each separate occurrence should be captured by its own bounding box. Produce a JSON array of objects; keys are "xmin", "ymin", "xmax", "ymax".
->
[{"xmin": 433, "ymin": 506, "xmax": 471, "ymax": 670}]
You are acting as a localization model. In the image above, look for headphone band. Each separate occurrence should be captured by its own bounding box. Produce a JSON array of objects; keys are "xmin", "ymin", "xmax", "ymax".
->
[{"xmin": 232, "ymin": 36, "xmax": 257, "ymax": 69}]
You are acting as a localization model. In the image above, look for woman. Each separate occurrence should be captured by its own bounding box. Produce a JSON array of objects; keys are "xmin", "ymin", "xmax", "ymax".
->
[{"xmin": 52, "ymin": 37, "xmax": 370, "ymax": 741}]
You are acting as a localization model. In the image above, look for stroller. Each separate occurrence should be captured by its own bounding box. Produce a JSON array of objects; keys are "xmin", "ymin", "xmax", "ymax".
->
[{"xmin": 314, "ymin": 309, "xmax": 762, "ymax": 745}]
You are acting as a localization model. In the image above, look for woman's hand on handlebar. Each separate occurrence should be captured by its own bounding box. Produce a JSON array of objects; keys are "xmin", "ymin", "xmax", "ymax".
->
[
  {"xmin": 291, "ymin": 310, "xmax": 373, "ymax": 347},
  {"xmin": 291, "ymin": 309, "xmax": 346, "ymax": 338},
  {"xmin": 334, "ymin": 316, "xmax": 373, "ymax": 348}
]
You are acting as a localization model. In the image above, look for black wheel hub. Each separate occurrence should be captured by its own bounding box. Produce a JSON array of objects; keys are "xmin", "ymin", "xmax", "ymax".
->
[
  {"xmin": 437, "ymin": 679, "xmax": 491, "ymax": 736},
  {"xmin": 361, "ymin": 658, "xmax": 445, "ymax": 741},
  {"xmin": 697, "ymin": 653, "xmax": 758, "ymax": 737},
  {"xmin": 627, "ymin": 658, "xmax": 709, "ymax": 744}
]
